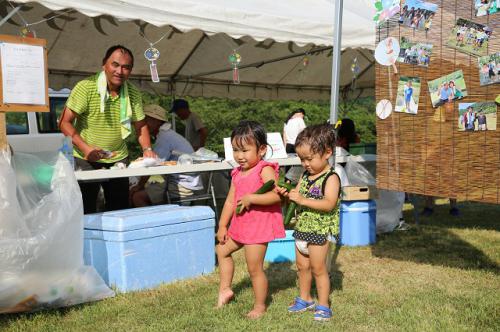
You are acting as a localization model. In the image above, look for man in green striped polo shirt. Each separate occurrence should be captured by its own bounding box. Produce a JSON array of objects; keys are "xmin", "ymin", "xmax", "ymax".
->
[{"xmin": 60, "ymin": 45, "xmax": 157, "ymax": 214}]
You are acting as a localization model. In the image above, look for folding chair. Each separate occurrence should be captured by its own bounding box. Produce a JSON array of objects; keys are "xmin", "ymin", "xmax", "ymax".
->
[{"xmin": 164, "ymin": 172, "xmax": 218, "ymax": 221}]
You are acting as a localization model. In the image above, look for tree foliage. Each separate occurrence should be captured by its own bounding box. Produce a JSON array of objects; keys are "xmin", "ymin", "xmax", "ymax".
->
[{"xmin": 131, "ymin": 94, "xmax": 376, "ymax": 159}]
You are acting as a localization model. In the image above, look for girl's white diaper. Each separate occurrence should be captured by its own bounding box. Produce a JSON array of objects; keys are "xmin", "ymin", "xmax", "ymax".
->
[{"xmin": 295, "ymin": 239, "xmax": 309, "ymax": 255}]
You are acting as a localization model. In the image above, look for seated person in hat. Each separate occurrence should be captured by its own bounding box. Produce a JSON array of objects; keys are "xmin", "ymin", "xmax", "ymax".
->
[
  {"xmin": 170, "ymin": 98, "xmax": 208, "ymax": 151},
  {"xmin": 129, "ymin": 104, "xmax": 203, "ymax": 207}
]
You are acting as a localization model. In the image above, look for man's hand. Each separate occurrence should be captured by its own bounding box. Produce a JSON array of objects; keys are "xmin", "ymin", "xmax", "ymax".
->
[
  {"xmin": 85, "ymin": 148, "xmax": 105, "ymax": 162},
  {"xmin": 142, "ymin": 148, "xmax": 158, "ymax": 159}
]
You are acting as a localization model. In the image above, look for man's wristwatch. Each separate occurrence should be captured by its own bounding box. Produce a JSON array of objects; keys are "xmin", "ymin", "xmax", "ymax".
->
[{"xmin": 143, "ymin": 147, "xmax": 153, "ymax": 152}]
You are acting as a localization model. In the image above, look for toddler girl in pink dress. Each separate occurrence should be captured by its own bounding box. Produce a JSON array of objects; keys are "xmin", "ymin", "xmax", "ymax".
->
[{"xmin": 216, "ymin": 120, "xmax": 285, "ymax": 319}]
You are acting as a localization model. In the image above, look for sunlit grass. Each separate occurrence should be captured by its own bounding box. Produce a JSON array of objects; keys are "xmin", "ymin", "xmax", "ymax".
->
[{"xmin": 1, "ymin": 200, "xmax": 499, "ymax": 331}]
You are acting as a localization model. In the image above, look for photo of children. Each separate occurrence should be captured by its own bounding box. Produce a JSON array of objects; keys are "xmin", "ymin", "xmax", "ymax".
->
[
  {"xmin": 395, "ymin": 76, "xmax": 420, "ymax": 114},
  {"xmin": 398, "ymin": 37, "xmax": 433, "ymax": 67},
  {"xmin": 475, "ymin": 0, "xmax": 499, "ymax": 17},
  {"xmin": 398, "ymin": 0, "xmax": 437, "ymax": 31},
  {"xmin": 447, "ymin": 18, "xmax": 493, "ymax": 56},
  {"xmin": 478, "ymin": 53, "xmax": 500, "ymax": 86},
  {"xmin": 428, "ymin": 70, "xmax": 468, "ymax": 108},
  {"xmin": 458, "ymin": 102, "xmax": 497, "ymax": 131},
  {"xmin": 374, "ymin": 0, "xmax": 401, "ymax": 26}
]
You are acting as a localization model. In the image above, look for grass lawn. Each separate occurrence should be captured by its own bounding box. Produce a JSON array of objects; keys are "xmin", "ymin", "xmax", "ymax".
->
[{"xmin": 1, "ymin": 199, "xmax": 499, "ymax": 331}]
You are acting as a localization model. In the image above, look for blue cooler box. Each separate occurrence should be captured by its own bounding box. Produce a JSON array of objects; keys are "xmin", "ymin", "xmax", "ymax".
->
[
  {"xmin": 340, "ymin": 200, "xmax": 376, "ymax": 246},
  {"xmin": 265, "ymin": 230, "xmax": 295, "ymax": 263},
  {"xmin": 83, "ymin": 205, "xmax": 215, "ymax": 292}
]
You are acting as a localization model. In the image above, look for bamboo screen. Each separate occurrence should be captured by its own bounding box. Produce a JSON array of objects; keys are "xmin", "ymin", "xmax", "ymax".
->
[{"xmin": 376, "ymin": 1, "xmax": 500, "ymax": 204}]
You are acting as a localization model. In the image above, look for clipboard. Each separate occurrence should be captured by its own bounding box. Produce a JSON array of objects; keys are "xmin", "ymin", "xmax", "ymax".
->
[{"xmin": 0, "ymin": 34, "xmax": 49, "ymax": 150}]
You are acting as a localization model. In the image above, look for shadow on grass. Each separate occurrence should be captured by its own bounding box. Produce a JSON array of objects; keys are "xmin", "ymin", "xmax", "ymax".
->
[
  {"xmin": 231, "ymin": 243, "xmax": 344, "ymax": 306},
  {"xmin": 372, "ymin": 202, "xmax": 500, "ymax": 273},
  {"xmin": 0, "ymin": 300, "xmax": 94, "ymax": 327},
  {"xmin": 411, "ymin": 199, "xmax": 500, "ymax": 232}
]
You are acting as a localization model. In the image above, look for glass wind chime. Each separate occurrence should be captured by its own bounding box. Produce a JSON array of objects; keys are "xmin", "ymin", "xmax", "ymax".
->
[
  {"xmin": 299, "ymin": 53, "xmax": 310, "ymax": 82},
  {"xmin": 350, "ymin": 57, "xmax": 361, "ymax": 90},
  {"xmin": 228, "ymin": 50, "xmax": 241, "ymax": 84},
  {"xmin": 20, "ymin": 25, "xmax": 36, "ymax": 38},
  {"xmin": 144, "ymin": 45, "xmax": 160, "ymax": 83}
]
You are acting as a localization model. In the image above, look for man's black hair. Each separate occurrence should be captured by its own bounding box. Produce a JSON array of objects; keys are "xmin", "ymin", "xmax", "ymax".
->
[{"xmin": 102, "ymin": 45, "xmax": 134, "ymax": 66}]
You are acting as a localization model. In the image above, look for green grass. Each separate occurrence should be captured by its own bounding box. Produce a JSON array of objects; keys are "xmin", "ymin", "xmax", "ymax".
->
[{"xmin": 1, "ymin": 200, "xmax": 499, "ymax": 331}]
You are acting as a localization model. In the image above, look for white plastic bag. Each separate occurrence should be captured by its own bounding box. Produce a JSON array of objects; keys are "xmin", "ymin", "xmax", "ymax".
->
[
  {"xmin": 344, "ymin": 157, "xmax": 376, "ymax": 186},
  {"xmin": 0, "ymin": 150, "xmax": 114, "ymax": 313}
]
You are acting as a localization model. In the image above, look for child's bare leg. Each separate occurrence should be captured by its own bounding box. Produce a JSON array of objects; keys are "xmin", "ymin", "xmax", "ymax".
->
[
  {"xmin": 244, "ymin": 243, "xmax": 268, "ymax": 319},
  {"xmin": 309, "ymin": 242, "xmax": 331, "ymax": 307},
  {"xmin": 216, "ymin": 238, "xmax": 241, "ymax": 307},
  {"xmin": 295, "ymin": 247, "xmax": 313, "ymax": 302}
]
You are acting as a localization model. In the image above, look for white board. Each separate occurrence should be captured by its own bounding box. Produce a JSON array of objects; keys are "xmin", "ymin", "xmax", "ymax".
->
[{"xmin": 224, "ymin": 132, "xmax": 288, "ymax": 161}]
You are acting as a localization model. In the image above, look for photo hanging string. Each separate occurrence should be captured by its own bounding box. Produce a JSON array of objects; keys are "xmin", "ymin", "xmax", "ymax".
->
[{"xmin": 7, "ymin": 1, "xmax": 73, "ymax": 38}]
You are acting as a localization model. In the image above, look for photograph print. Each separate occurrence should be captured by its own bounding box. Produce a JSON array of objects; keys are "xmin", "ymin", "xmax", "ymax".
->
[
  {"xmin": 398, "ymin": 37, "xmax": 433, "ymax": 67},
  {"xmin": 478, "ymin": 52, "xmax": 500, "ymax": 86},
  {"xmin": 374, "ymin": 0, "xmax": 401, "ymax": 26},
  {"xmin": 395, "ymin": 76, "xmax": 421, "ymax": 114},
  {"xmin": 428, "ymin": 70, "xmax": 468, "ymax": 108},
  {"xmin": 458, "ymin": 102, "xmax": 497, "ymax": 131},
  {"xmin": 399, "ymin": 0, "xmax": 438, "ymax": 31},
  {"xmin": 475, "ymin": 0, "xmax": 499, "ymax": 17},
  {"xmin": 447, "ymin": 18, "xmax": 493, "ymax": 56}
]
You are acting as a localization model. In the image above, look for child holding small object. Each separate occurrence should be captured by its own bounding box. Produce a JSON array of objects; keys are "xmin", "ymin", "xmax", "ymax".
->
[
  {"xmin": 276, "ymin": 124, "xmax": 341, "ymax": 322},
  {"xmin": 216, "ymin": 120, "xmax": 285, "ymax": 319}
]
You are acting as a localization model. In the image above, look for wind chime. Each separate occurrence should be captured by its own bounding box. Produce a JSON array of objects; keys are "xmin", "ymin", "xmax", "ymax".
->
[
  {"xmin": 20, "ymin": 26, "xmax": 35, "ymax": 38},
  {"xmin": 228, "ymin": 50, "xmax": 241, "ymax": 84},
  {"xmin": 299, "ymin": 53, "xmax": 310, "ymax": 82},
  {"xmin": 144, "ymin": 45, "xmax": 160, "ymax": 83},
  {"xmin": 350, "ymin": 56, "xmax": 361, "ymax": 90},
  {"xmin": 141, "ymin": 31, "xmax": 170, "ymax": 83}
]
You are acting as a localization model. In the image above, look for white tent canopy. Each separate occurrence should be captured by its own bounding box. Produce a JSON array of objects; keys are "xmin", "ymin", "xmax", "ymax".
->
[{"xmin": 2, "ymin": 0, "xmax": 376, "ymax": 100}]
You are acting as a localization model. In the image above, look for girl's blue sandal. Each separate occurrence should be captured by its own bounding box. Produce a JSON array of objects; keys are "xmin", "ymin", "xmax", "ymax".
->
[
  {"xmin": 287, "ymin": 297, "xmax": 315, "ymax": 313},
  {"xmin": 313, "ymin": 305, "xmax": 332, "ymax": 321}
]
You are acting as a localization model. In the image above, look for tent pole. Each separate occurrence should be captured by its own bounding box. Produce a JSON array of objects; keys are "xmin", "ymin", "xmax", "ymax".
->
[
  {"xmin": 0, "ymin": 6, "xmax": 21, "ymax": 28},
  {"xmin": 330, "ymin": 0, "xmax": 343, "ymax": 164}
]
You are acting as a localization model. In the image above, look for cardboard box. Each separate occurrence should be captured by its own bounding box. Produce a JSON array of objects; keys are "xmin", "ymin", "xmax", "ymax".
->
[{"xmin": 342, "ymin": 185, "xmax": 378, "ymax": 201}]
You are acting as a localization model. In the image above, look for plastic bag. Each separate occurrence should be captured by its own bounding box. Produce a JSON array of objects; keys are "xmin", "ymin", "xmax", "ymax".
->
[
  {"xmin": 192, "ymin": 148, "xmax": 220, "ymax": 162},
  {"xmin": 344, "ymin": 156, "xmax": 376, "ymax": 186},
  {"xmin": 376, "ymin": 190, "xmax": 405, "ymax": 233},
  {"xmin": 0, "ymin": 150, "xmax": 114, "ymax": 314}
]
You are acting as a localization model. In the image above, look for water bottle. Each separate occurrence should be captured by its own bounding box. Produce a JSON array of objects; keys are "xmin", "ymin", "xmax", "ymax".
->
[{"xmin": 59, "ymin": 136, "xmax": 75, "ymax": 168}]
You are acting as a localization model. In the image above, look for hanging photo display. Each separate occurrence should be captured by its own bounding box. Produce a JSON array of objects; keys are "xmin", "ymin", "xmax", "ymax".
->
[
  {"xmin": 375, "ymin": 37, "xmax": 400, "ymax": 73},
  {"xmin": 478, "ymin": 52, "xmax": 500, "ymax": 86},
  {"xmin": 395, "ymin": 76, "xmax": 420, "ymax": 114},
  {"xmin": 373, "ymin": 0, "xmax": 400, "ymax": 26},
  {"xmin": 447, "ymin": 18, "xmax": 493, "ymax": 56},
  {"xmin": 397, "ymin": 37, "xmax": 433, "ymax": 67},
  {"xmin": 475, "ymin": 0, "xmax": 499, "ymax": 17},
  {"xmin": 458, "ymin": 102, "xmax": 497, "ymax": 131},
  {"xmin": 398, "ymin": 0, "xmax": 437, "ymax": 30},
  {"xmin": 428, "ymin": 70, "xmax": 468, "ymax": 108},
  {"xmin": 376, "ymin": 99, "xmax": 393, "ymax": 119}
]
